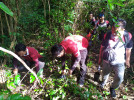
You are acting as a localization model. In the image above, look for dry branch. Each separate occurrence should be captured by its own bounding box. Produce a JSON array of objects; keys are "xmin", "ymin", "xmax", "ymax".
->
[{"xmin": 0, "ymin": 47, "xmax": 39, "ymax": 83}]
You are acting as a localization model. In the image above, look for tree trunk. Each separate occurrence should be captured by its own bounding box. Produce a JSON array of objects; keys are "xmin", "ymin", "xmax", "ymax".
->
[
  {"xmin": 48, "ymin": 0, "xmax": 51, "ymax": 28},
  {"xmin": 42, "ymin": 0, "xmax": 46, "ymax": 21},
  {"xmin": 5, "ymin": 13, "xmax": 11, "ymax": 34},
  {"xmin": 0, "ymin": 13, "xmax": 4, "ymax": 44},
  {"xmin": 16, "ymin": 0, "xmax": 21, "ymax": 16}
]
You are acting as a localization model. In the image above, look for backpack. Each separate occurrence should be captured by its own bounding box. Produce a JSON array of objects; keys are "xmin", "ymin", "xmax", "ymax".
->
[{"xmin": 102, "ymin": 31, "xmax": 130, "ymax": 64}]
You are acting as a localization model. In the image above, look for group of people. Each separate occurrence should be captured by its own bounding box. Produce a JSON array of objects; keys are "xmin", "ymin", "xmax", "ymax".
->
[
  {"xmin": 12, "ymin": 13, "xmax": 133, "ymax": 98},
  {"xmin": 86, "ymin": 12, "xmax": 110, "ymax": 42}
]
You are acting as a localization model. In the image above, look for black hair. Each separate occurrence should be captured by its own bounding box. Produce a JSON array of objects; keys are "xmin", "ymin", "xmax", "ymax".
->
[
  {"xmin": 15, "ymin": 43, "xmax": 26, "ymax": 52},
  {"xmin": 88, "ymin": 11, "xmax": 93, "ymax": 15},
  {"xmin": 99, "ymin": 13, "xmax": 104, "ymax": 18},
  {"xmin": 116, "ymin": 18, "xmax": 126, "ymax": 29},
  {"xmin": 51, "ymin": 44, "xmax": 63, "ymax": 57}
]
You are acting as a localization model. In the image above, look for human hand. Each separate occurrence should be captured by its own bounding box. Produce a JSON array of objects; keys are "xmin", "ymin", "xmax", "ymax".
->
[
  {"xmin": 60, "ymin": 74, "xmax": 66, "ymax": 79},
  {"xmin": 126, "ymin": 60, "xmax": 130, "ymax": 68},
  {"xmin": 13, "ymin": 68, "xmax": 18, "ymax": 75},
  {"xmin": 59, "ymin": 70, "xmax": 66, "ymax": 79},
  {"xmin": 68, "ymin": 70, "xmax": 73, "ymax": 77}
]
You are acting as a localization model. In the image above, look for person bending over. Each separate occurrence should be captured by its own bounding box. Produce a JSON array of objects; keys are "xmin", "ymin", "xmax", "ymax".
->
[
  {"xmin": 13, "ymin": 43, "xmax": 45, "ymax": 75},
  {"xmin": 51, "ymin": 35, "xmax": 88, "ymax": 87}
]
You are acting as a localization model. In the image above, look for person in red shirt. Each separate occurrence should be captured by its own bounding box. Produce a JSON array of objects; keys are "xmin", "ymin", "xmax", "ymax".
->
[
  {"xmin": 51, "ymin": 35, "xmax": 88, "ymax": 87},
  {"xmin": 13, "ymin": 43, "xmax": 45, "ymax": 75}
]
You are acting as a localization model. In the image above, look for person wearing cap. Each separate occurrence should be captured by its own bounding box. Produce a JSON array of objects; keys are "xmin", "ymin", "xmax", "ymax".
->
[
  {"xmin": 13, "ymin": 43, "xmax": 45, "ymax": 75},
  {"xmin": 51, "ymin": 35, "xmax": 88, "ymax": 87},
  {"xmin": 98, "ymin": 19, "xmax": 133, "ymax": 97},
  {"xmin": 96, "ymin": 13, "xmax": 110, "ymax": 41}
]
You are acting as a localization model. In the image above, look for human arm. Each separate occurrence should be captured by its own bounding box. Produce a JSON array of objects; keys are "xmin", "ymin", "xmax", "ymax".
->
[
  {"xmin": 13, "ymin": 57, "xmax": 19, "ymax": 75},
  {"xmin": 33, "ymin": 58, "xmax": 40, "ymax": 73},
  {"xmin": 125, "ymin": 35, "xmax": 133, "ymax": 68},
  {"xmin": 69, "ymin": 54, "xmax": 81, "ymax": 75},
  {"xmin": 98, "ymin": 45, "xmax": 104, "ymax": 65},
  {"xmin": 125, "ymin": 48, "xmax": 132, "ymax": 68},
  {"xmin": 61, "ymin": 55, "xmax": 66, "ymax": 75}
]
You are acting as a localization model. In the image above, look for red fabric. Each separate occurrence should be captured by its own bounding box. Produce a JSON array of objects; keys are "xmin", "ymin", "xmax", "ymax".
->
[
  {"xmin": 60, "ymin": 35, "xmax": 88, "ymax": 57},
  {"xmin": 122, "ymin": 32, "xmax": 132, "ymax": 41},
  {"xmin": 97, "ymin": 20, "xmax": 109, "ymax": 25},
  {"xmin": 105, "ymin": 20, "xmax": 109, "ymax": 24},
  {"xmin": 86, "ymin": 32, "xmax": 92, "ymax": 40},
  {"xmin": 104, "ymin": 33, "xmax": 107, "ymax": 39},
  {"xmin": 22, "ymin": 47, "xmax": 42, "ymax": 62},
  {"xmin": 104, "ymin": 32, "xmax": 132, "ymax": 42}
]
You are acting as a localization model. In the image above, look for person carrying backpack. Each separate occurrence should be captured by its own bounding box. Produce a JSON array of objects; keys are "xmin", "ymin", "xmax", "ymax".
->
[{"xmin": 98, "ymin": 19, "xmax": 133, "ymax": 97}]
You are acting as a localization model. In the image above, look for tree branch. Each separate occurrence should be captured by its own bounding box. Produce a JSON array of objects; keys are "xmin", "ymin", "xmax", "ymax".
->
[{"xmin": 0, "ymin": 47, "xmax": 40, "ymax": 83}]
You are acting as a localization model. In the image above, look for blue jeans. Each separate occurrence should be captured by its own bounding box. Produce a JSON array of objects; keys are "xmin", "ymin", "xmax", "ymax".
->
[{"xmin": 101, "ymin": 61, "xmax": 125, "ymax": 89}]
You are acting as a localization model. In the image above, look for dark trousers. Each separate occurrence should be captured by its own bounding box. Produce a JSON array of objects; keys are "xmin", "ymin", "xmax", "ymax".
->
[
  {"xmin": 15, "ymin": 60, "xmax": 35, "ymax": 73},
  {"xmin": 13, "ymin": 57, "xmax": 44, "ymax": 73},
  {"xmin": 71, "ymin": 49, "xmax": 87, "ymax": 84}
]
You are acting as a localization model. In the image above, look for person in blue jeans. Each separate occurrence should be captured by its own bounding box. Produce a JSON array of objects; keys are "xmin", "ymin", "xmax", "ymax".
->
[{"xmin": 98, "ymin": 19, "xmax": 133, "ymax": 97}]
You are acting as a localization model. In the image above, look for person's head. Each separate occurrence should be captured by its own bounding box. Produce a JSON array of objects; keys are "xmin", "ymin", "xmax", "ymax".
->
[
  {"xmin": 51, "ymin": 44, "xmax": 64, "ymax": 58},
  {"xmin": 112, "ymin": 19, "xmax": 126, "ymax": 36},
  {"xmin": 15, "ymin": 43, "xmax": 27, "ymax": 56},
  {"xmin": 89, "ymin": 12, "xmax": 93, "ymax": 20},
  {"xmin": 99, "ymin": 13, "xmax": 105, "ymax": 21}
]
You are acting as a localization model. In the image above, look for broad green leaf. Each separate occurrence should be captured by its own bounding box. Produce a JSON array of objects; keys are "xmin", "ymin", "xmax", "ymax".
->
[
  {"xmin": 39, "ymin": 77, "xmax": 44, "ymax": 85},
  {"xmin": 0, "ymin": 94, "xmax": 4, "ymax": 100},
  {"xmin": 109, "ymin": 3, "xmax": 114, "ymax": 10},
  {"xmin": 66, "ymin": 20, "xmax": 73, "ymax": 24},
  {"xmin": 8, "ymin": 82, "xmax": 16, "ymax": 88},
  {"xmin": 7, "ymin": 94, "xmax": 31, "ymax": 100},
  {"xmin": 115, "ymin": 2, "xmax": 124, "ymax": 7},
  {"xmin": 69, "ymin": 33, "xmax": 73, "ymax": 36},
  {"xmin": 0, "ymin": 2, "xmax": 13, "ymax": 16},
  {"xmin": 64, "ymin": 25, "xmax": 72, "ymax": 31},
  {"xmin": 14, "ymin": 74, "xmax": 21, "ymax": 85},
  {"xmin": 37, "ymin": 68, "xmax": 43, "ymax": 77},
  {"xmin": 99, "ymin": 8, "xmax": 102, "ymax": 12},
  {"xmin": 112, "ymin": 18, "xmax": 117, "ymax": 23},
  {"xmin": 123, "ymin": 95, "xmax": 127, "ymax": 99},
  {"xmin": 49, "ymin": 90, "xmax": 56, "ymax": 95},
  {"xmin": 30, "ymin": 73, "xmax": 36, "ymax": 83}
]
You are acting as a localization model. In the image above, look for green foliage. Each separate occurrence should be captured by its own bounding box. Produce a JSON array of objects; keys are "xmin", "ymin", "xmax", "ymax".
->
[
  {"xmin": 14, "ymin": 74, "xmax": 21, "ymax": 86},
  {"xmin": 87, "ymin": 61, "xmax": 93, "ymax": 67},
  {"xmin": 30, "ymin": 73, "xmax": 36, "ymax": 84},
  {"xmin": 7, "ymin": 94, "xmax": 31, "ymax": 100},
  {"xmin": 123, "ymin": 95, "xmax": 127, "ymax": 99},
  {"xmin": 0, "ymin": 2, "xmax": 13, "ymax": 16},
  {"xmin": 37, "ymin": 68, "xmax": 43, "ymax": 77}
]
